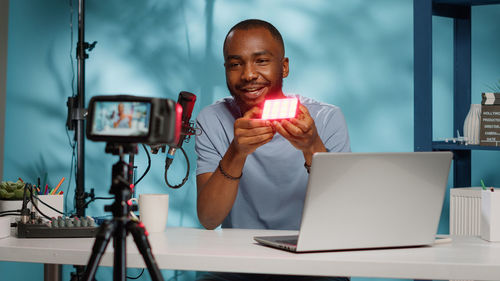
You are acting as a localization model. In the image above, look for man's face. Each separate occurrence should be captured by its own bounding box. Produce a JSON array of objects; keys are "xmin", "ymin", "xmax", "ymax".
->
[
  {"xmin": 118, "ymin": 103, "xmax": 124, "ymax": 115},
  {"xmin": 224, "ymin": 27, "xmax": 289, "ymax": 112}
]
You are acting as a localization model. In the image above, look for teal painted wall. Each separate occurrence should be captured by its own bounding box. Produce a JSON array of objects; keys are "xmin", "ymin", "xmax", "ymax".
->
[{"xmin": 1, "ymin": 0, "xmax": 499, "ymax": 280}]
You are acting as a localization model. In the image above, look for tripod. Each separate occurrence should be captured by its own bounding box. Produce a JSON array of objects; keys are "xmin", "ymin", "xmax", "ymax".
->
[{"xmin": 82, "ymin": 143, "xmax": 164, "ymax": 281}]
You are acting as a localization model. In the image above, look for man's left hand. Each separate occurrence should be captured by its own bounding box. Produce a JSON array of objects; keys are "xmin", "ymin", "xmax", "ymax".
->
[{"xmin": 272, "ymin": 104, "xmax": 326, "ymax": 160}]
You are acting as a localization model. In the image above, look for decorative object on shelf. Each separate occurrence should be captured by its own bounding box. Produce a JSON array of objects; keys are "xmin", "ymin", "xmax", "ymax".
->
[
  {"xmin": 482, "ymin": 92, "xmax": 500, "ymax": 105},
  {"xmin": 480, "ymin": 92, "xmax": 500, "ymax": 146},
  {"xmin": 463, "ymin": 104, "xmax": 481, "ymax": 145}
]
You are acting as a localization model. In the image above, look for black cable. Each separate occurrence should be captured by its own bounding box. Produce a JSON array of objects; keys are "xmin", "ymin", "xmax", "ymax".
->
[
  {"xmin": 126, "ymin": 269, "xmax": 145, "ymax": 280},
  {"xmin": 64, "ymin": 144, "xmax": 76, "ymax": 215},
  {"xmin": 26, "ymin": 184, "xmax": 52, "ymax": 220},
  {"xmin": 0, "ymin": 213, "xmax": 20, "ymax": 217},
  {"xmin": 81, "ymin": 196, "xmax": 114, "ymax": 209},
  {"xmin": 32, "ymin": 193, "xmax": 64, "ymax": 215},
  {"xmin": 69, "ymin": 0, "xmax": 75, "ymax": 98},
  {"xmin": 164, "ymin": 147, "xmax": 190, "ymax": 189},
  {"xmin": 134, "ymin": 144, "xmax": 151, "ymax": 186},
  {"xmin": 0, "ymin": 210, "xmax": 21, "ymax": 214}
]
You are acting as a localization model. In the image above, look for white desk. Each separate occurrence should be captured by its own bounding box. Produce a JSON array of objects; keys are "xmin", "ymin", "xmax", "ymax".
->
[{"xmin": 1, "ymin": 227, "xmax": 500, "ymax": 280}]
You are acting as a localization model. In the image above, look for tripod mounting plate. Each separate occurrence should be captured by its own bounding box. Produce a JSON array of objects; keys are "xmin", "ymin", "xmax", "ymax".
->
[{"xmin": 105, "ymin": 143, "xmax": 138, "ymax": 156}]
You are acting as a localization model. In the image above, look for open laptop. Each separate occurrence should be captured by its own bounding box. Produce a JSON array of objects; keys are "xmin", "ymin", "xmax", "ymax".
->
[{"xmin": 254, "ymin": 151, "xmax": 452, "ymax": 252}]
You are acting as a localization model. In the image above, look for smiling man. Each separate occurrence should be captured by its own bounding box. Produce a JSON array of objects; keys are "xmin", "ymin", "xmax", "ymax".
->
[
  {"xmin": 195, "ymin": 18, "xmax": 350, "ymax": 281},
  {"xmin": 196, "ymin": 19, "xmax": 350, "ymax": 230}
]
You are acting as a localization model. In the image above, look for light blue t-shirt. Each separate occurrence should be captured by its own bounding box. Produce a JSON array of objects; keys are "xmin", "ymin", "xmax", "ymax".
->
[{"xmin": 195, "ymin": 95, "xmax": 350, "ymax": 230}]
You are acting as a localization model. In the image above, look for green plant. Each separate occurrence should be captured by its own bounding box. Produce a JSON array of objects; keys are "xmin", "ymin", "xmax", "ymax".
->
[{"xmin": 0, "ymin": 180, "xmax": 29, "ymax": 200}]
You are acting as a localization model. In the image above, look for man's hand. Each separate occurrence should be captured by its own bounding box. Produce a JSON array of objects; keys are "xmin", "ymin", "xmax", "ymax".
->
[
  {"xmin": 272, "ymin": 104, "xmax": 326, "ymax": 163},
  {"xmin": 196, "ymin": 106, "xmax": 275, "ymax": 230},
  {"xmin": 231, "ymin": 106, "xmax": 275, "ymax": 157}
]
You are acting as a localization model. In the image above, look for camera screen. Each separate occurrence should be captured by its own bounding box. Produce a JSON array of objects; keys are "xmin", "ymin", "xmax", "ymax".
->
[{"xmin": 90, "ymin": 101, "xmax": 151, "ymax": 137}]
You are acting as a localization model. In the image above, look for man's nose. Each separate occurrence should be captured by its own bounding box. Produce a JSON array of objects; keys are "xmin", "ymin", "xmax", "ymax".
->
[{"xmin": 241, "ymin": 63, "xmax": 258, "ymax": 81}]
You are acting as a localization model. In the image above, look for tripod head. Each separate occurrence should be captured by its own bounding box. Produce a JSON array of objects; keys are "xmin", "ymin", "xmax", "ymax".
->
[
  {"xmin": 104, "ymin": 142, "xmax": 138, "ymax": 215},
  {"xmin": 105, "ymin": 142, "xmax": 138, "ymax": 156}
]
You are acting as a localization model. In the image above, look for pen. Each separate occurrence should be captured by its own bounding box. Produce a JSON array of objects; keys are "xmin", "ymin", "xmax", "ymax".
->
[
  {"xmin": 481, "ymin": 179, "xmax": 487, "ymax": 191},
  {"xmin": 51, "ymin": 177, "xmax": 65, "ymax": 195},
  {"xmin": 42, "ymin": 172, "xmax": 47, "ymax": 194},
  {"xmin": 38, "ymin": 177, "xmax": 41, "ymax": 194}
]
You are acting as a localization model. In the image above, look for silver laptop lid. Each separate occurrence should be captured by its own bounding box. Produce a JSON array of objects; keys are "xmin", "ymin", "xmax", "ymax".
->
[{"xmin": 296, "ymin": 152, "xmax": 452, "ymax": 252}]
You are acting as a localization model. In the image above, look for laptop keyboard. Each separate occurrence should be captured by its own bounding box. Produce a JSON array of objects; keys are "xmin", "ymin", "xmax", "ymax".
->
[{"xmin": 276, "ymin": 239, "xmax": 298, "ymax": 246}]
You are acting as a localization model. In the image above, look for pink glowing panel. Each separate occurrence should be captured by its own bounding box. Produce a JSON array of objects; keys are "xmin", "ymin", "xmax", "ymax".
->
[{"xmin": 261, "ymin": 98, "xmax": 299, "ymax": 120}]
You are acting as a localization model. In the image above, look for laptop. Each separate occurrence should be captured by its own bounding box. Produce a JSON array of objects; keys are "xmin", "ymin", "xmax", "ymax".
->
[{"xmin": 254, "ymin": 151, "xmax": 453, "ymax": 252}]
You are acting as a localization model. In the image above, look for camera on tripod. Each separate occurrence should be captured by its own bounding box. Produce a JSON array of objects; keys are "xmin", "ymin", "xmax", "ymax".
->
[
  {"xmin": 81, "ymin": 94, "xmax": 187, "ymax": 281},
  {"xmin": 86, "ymin": 95, "xmax": 181, "ymax": 145}
]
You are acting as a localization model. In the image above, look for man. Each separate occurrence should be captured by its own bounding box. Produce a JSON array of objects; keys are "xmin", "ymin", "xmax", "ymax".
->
[
  {"xmin": 196, "ymin": 20, "xmax": 350, "ymax": 281},
  {"xmin": 195, "ymin": 19, "xmax": 350, "ymax": 280},
  {"xmin": 113, "ymin": 103, "xmax": 133, "ymax": 128},
  {"xmin": 196, "ymin": 18, "xmax": 350, "ymax": 230}
]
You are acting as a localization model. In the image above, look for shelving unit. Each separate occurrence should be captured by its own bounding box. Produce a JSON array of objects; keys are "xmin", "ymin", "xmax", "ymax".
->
[{"xmin": 413, "ymin": 0, "xmax": 500, "ymax": 187}]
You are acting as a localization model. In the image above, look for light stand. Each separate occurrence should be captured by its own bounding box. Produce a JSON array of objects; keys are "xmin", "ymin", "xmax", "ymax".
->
[
  {"xmin": 66, "ymin": 0, "xmax": 97, "ymax": 218},
  {"xmin": 66, "ymin": 1, "xmax": 96, "ymax": 279},
  {"xmin": 82, "ymin": 143, "xmax": 164, "ymax": 281}
]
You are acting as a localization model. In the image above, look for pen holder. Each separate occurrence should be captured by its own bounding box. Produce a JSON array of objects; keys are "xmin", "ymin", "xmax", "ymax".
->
[
  {"xmin": 480, "ymin": 189, "xmax": 500, "ymax": 242},
  {"xmin": 35, "ymin": 195, "xmax": 64, "ymax": 219}
]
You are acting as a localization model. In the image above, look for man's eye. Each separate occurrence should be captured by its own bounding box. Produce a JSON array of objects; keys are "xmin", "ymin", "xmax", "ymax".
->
[
  {"xmin": 256, "ymin": 59, "xmax": 269, "ymax": 64},
  {"xmin": 228, "ymin": 62, "xmax": 241, "ymax": 68}
]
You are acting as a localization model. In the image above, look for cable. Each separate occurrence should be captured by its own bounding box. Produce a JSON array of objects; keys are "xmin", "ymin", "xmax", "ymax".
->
[
  {"xmin": 31, "ymin": 193, "xmax": 64, "ymax": 215},
  {"xmin": 164, "ymin": 147, "xmax": 190, "ymax": 189},
  {"xmin": 134, "ymin": 144, "xmax": 151, "ymax": 186},
  {"xmin": 126, "ymin": 269, "xmax": 145, "ymax": 280},
  {"xmin": 64, "ymin": 143, "xmax": 76, "ymax": 215},
  {"xmin": 26, "ymin": 184, "xmax": 52, "ymax": 220},
  {"xmin": 0, "ymin": 213, "xmax": 20, "ymax": 217},
  {"xmin": 69, "ymin": 0, "xmax": 75, "ymax": 97},
  {"xmin": 81, "ymin": 196, "xmax": 114, "ymax": 210},
  {"xmin": 0, "ymin": 210, "xmax": 21, "ymax": 214},
  {"xmin": 65, "ymin": 0, "xmax": 77, "ymax": 217}
]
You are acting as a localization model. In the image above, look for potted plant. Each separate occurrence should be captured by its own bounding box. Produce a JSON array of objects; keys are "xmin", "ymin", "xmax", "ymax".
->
[{"xmin": 0, "ymin": 180, "xmax": 29, "ymax": 217}]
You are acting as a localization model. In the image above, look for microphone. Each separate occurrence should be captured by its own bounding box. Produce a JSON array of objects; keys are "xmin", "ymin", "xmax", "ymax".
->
[{"xmin": 166, "ymin": 91, "xmax": 196, "ymax": 169}]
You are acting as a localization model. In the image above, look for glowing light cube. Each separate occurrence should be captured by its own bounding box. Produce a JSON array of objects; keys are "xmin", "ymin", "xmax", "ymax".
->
[{"xmin": 261, "ymin": 98, "xmax": 298, "ymax": 120}]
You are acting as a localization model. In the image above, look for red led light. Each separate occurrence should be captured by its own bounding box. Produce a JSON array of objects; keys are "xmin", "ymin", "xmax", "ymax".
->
[{"xmin": 261, "ymin": 98, "xmax": 298, "ymax": 120}]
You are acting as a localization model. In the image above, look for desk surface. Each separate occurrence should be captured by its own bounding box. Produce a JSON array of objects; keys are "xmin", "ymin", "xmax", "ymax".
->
[{"xmin": 1, "ymin": 227, "xmax": 500, "ymax": 280}]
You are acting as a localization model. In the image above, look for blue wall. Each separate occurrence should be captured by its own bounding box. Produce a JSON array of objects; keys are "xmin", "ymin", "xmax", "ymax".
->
[{"xmin": 1, "ymin": 0, "xmax": 499, "ymax": 280}]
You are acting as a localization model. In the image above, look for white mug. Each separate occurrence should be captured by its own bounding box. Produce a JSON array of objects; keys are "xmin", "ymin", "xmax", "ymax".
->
[{"xmin": 130, "ymin": 194, "xmax": 169, "ymax": 233}]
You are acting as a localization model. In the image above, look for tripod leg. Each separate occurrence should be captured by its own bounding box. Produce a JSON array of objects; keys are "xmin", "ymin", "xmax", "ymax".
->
[
  {"xmin": 82, "ymin": 220, "xmax": 116, "ymax": 281},
  {"xmin": 128, "ymin": 221, "xmax": 165, "ymax": 281},
  {"xmin": 114, "ymin": 219, "xmax": 127, "ymax": 281}
]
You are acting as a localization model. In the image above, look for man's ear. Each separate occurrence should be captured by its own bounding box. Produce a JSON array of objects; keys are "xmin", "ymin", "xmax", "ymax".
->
[{"xmin": 282, "ymin": 57, "xmax": 289, "ymax": 78}]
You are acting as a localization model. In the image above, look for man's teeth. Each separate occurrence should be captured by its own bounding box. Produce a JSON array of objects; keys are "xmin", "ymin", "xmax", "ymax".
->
[{"xmin": 245, "ymin": 88, "xmax": 262, "ymax": 94}]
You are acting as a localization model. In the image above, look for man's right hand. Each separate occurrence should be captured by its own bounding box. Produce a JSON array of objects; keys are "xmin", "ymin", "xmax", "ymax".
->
[
  {"xmin": 231, "ymin": 106, "xmax": 275, "ymax": 157},
  {"xmin": 196, "ymin": 106, "xmax": 275, "ymax": 230}
]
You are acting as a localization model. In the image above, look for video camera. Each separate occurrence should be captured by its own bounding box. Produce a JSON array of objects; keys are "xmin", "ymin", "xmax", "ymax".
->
[{"xmin": 86, "ymin": 95, "xmax": 181, "ymax": 145}]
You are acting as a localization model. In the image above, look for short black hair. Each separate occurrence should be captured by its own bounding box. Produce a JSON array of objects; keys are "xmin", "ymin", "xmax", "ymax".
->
[{"xmin": 223, "ymin": 19, "xmax": 285, "ymax": 55}]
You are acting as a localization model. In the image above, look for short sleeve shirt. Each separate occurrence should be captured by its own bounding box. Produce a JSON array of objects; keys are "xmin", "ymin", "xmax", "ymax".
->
[{"xmin": 195, "ymin": 94, "xmax": 351, "ymax": 230}]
